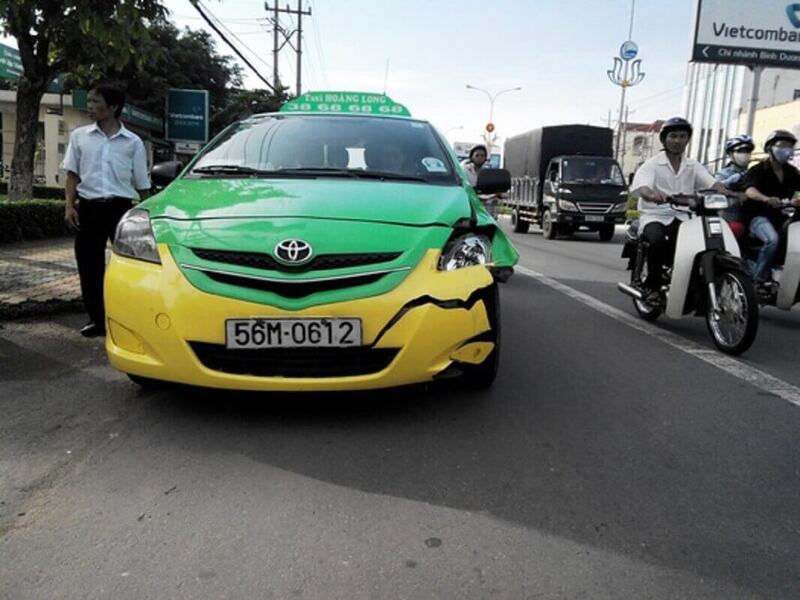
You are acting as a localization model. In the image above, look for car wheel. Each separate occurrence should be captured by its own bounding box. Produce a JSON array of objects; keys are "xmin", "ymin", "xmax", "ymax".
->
[
  {"xmin": 463, "ymin": 284, "xmax": 500, "ymax": 389},
  {"xmin": 127, "ymin": 374, "xmax": 162, "ymax": 390},
  {"xmin": 512, "ymin": 207, "xmax": 530, "ymax": 233}
]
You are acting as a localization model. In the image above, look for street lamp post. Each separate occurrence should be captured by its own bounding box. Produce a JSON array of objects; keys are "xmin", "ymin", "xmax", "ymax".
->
[
  {"xmin": 607, "ymin": 0, "xmax": 644, "ymax": 162},
  {"xmin": 465, "ymin": 84, "xmax": 521, "ymax": 149}
]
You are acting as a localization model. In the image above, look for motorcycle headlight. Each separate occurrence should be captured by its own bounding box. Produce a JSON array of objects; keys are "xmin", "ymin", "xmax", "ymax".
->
[
  {"xmin": 558, "ymin": 199, "xmax": 578, "ymax": 211},
  {"xmin": 438, "ymin": 234, "xmax": 492, "ymax": 271},
  {"xmin": 703, "ymin": 194, "xmax": 730, "ymax": 210},
  {"xmin": 113, "ymin": 208, "xmax": 161, "ymax": 264}
]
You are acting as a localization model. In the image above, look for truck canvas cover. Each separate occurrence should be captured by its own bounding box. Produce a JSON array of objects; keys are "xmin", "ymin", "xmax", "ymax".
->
[{"xmin": 503, "ymin": 125, "xmax": 614, "ymax": 180}]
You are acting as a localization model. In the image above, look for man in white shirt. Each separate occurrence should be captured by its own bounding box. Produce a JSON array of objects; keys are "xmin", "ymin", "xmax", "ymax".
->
[
  {"xmin": 630, "ymin": 117, "xmax": 726, "ymax": 297},
  {"xmin": 61, "ymin": 83, "xmax": 151, "ymax": 337}
]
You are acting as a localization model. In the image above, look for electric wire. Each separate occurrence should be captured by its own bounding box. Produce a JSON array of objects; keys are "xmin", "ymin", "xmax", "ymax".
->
[{"xmin": 191, "ymin": 1, "xmax": 275, "ymax": 92}]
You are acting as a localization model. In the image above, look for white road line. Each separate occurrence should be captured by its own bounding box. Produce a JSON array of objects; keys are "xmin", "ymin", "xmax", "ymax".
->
[{"xmin": 516, "ymin": 265, "xmax": 800, "ymax": 408}]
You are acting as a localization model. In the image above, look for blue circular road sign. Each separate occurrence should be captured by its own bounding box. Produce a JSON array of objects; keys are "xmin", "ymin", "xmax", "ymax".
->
[{"xmin": 620, "ymin": 41, "xmax": 638, "ymax": 61}]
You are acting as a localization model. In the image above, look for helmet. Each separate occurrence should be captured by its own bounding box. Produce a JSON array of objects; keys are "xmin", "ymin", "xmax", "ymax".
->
[
  {"xmin": 659, "ymin": 117, "xmax": 693, "ymax": 144},
  {"xmin": 764, "ymin": 129, "xmax": 797, "ymax": 151},
  {"xmin": 724, "ymin": 134, "xmax": 755, "ymax": 154}
]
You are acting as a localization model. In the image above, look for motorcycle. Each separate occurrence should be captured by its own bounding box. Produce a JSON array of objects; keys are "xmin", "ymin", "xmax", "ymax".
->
[
  {"xmin": 737, "ymin": 199, "xmax": 800, "ymax": 310},
  {"xmin": 618, "ymin": 191, "xmax": 759, "ymax": 355}
]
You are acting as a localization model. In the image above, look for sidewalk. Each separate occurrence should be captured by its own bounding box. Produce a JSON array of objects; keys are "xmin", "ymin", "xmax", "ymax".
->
[{"xmin": 0, "ymin": 237, "xmax": 84, "ymax": 319}]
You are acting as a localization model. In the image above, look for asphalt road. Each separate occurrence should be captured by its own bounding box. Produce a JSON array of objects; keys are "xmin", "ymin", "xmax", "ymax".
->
[{"xmin": 1, "ymin": 221, "xmax": 799, "ymax": 599}]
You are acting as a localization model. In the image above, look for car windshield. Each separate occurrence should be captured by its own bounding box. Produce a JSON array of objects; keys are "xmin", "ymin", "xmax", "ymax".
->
[
  {"xmin": 190, "ymin": 114, "xmax": 457, "ymax": 185},
  {"xmin": 561, "ymin": 158, "xmax": 624, "ymax": 185}
]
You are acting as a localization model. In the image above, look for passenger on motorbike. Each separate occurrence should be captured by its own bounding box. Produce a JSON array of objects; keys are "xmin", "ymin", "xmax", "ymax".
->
[
  {"xmin": 630, "ymin": 117, "xmax": 727, "ymax": 299},
  {"xmin": 741, "ymin": 129, "xmax": 800, "ymax": 288},
  {"xmin": 715, "ymin": 135, "xmax": 754, "ymax": 238}
]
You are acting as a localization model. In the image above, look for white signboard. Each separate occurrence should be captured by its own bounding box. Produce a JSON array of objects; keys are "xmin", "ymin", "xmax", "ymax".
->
[
  {"xmin": 692, "ymin": 0, "xmax": 800, "ymax": 68},
  {"xmin": 174, "ymin": 141, "xmax": 202, "ymax": 154}
]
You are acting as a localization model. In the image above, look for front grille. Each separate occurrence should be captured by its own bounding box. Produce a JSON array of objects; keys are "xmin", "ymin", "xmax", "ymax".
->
[
  {"xmin": 202, "ymin": 270, "xmax": 387, "ymax": 298},
  {"xmin": 577, "ymin": 202, "xmax": 613, "ymax": 214},
  {"xmin": 191, "ymin": 248, "xmax": 402, "ymax": 273},
  {"xmin": 189, "ymin": 343, "xmax": 399, "ymax": 377}
]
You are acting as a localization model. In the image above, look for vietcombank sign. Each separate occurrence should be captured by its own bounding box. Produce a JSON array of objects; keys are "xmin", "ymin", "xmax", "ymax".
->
[
  {"xmin": 693, "ymin": 0, "xmax": 800, "ymax": 67},
  {"xmin": 166, "ymin": 89, "xmax": 209, "ymax": 144}
]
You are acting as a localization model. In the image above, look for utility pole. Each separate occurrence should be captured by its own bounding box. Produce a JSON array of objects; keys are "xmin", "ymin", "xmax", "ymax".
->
[{"xmin": 265, "ymin": 1, "xmax": 312, "ymax": 96}]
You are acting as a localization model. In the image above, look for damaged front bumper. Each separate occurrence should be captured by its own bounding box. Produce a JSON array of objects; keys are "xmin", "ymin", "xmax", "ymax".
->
[{"xmin": 104, "ymin": 246, "xmax": 497, "ymax": 391}]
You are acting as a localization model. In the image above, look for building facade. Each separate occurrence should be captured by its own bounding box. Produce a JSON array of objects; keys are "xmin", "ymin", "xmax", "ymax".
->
[
  {"xmin": 0, "ymin": 90, "xmax": 167, "ymax": 188},
  {"xmin": 615, "ymin": 120, "xmax": 663, "ymax": 182},
  {"xmin": 682, "ymin": 63, "xmax": 800, "ymax": 172}
]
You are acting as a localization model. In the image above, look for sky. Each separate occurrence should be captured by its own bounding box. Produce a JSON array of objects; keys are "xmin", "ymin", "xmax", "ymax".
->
[{"xmin": 3, "ymin": 0, "xmax": 696, "ymax": 146}]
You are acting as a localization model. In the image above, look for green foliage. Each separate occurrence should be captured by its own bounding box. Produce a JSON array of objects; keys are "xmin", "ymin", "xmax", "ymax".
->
[
  {"xmin": 0, "ymin": 199, "xmax": 68, "ymax": 243},
  {"xmin": 0, "ymin": 181, "xmax": 65, "ymax": 199},
  {"xmin": 626, "ymin": 193, "xmax": 639, "ymax": 220},
  {"xmin": 0, "ymin": 1, "xmax": 170, "ymax": 84}
]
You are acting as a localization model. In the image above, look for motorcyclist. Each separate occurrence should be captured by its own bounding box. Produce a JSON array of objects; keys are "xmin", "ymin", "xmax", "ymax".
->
[
  {"xmin": 741, "ymin": 129, "xmax": 800, "ymax": 289},
  {"xmin": 630, "ymin": 117, "xmax": 727, "ymax": 300},
  {"xmin": 715, "ymin": 135, "xmax": 754, "ymax": 238},
  {"xmin": 461, "ymin": 144, "xmax": 502, "ymax": 218}
]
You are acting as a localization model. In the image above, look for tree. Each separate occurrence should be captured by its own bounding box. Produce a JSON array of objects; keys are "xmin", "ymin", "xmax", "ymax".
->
[{"xmin": 0, "ymin": 1, "xmax": 168, "ymax": 200}]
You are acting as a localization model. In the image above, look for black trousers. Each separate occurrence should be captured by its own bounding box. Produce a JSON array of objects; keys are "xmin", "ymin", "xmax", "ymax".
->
[
  {"xmin": 75, "ymin": 199, "xmax": 132, "ymax": 325},
  {"xmin": 641, "ymin": 219, "xmax": 681, "ymax": 290}
]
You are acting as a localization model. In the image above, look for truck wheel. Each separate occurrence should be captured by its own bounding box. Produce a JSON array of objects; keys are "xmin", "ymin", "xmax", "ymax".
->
[
  {"xmin": 511, "ymin": 207, "xmax": 530, "ymax": 233},
  {"xmin": 542, "ymin": 209, "xmax": 557, "ymax": 239},
  {"xmin": 598, "ymin": 225, "xmax": 615, "ymax": 241}
]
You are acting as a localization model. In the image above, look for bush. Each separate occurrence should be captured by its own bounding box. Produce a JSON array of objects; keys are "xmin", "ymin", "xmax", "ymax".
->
[
  {"xmin": 0, "ymin": 199, "xmax": 69, "ymax": 244},
  {"xmin": 0, "ymin": 181, "xmax": 65, "ymax": 200}
]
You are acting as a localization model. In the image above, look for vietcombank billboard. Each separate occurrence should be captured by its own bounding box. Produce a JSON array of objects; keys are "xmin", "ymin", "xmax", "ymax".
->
[
  {"xmin": 692, "ymin": 0, "xmax": 800, "ymax": 68},
  {"xmin": 166, "ymin": 89, "xmax": 209, "ymax": 144}
]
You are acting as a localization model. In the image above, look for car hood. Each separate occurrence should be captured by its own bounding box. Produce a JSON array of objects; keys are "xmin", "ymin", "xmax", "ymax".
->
[{"xmin": 143, "ymin": 178, "xmax": 470, "ymax": 226}]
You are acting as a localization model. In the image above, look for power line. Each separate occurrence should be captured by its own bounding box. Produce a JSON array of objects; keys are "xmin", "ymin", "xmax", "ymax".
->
[
  {"xmin": 191, "ymin": 1, "xmax": 276, "ymax": 92},
  {"xmin": 201, "ymin": 2, "xmax": 274, "ymax": 75}
]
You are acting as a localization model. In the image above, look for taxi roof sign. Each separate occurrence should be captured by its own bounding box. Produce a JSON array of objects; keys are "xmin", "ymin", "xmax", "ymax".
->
[{"xmin": 280, "ymin": 91, "xmax": 411, "ymax": 117}]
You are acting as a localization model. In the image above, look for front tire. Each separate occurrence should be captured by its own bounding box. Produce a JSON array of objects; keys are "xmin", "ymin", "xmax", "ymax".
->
[
  {"xmin": 127, "ymin": 374, "xmax": 162, "ymax": 390},
  {"xmin": 463, "ymin": 284, "xmax": 500, "ymax": 389},
  {"xmin": 599, "ymin": 225, "xmax": 615, "ymax": 241},
  {"xmin": 706, "ymin": 270, "xmax": 758, "ymax": 355},
  {"xmin": 542, "ymin": 209, "xmax": 557, "ymax": 239}
]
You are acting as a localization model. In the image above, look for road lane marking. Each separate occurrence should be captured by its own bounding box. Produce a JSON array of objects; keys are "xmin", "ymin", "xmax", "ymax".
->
[{"xmin": 516, "ymin": 265, "xmax": 800, "ymax": 408}]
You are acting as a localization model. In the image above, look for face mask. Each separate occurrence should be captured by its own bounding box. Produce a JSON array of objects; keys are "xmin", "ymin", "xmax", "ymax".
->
[
  {"xmin": 732, "ymin": 152, "xmax": 751, "ymax": 167},
  {"xmin": 772, "ymin": 147, "xmax": 794, "ymax": 164}
]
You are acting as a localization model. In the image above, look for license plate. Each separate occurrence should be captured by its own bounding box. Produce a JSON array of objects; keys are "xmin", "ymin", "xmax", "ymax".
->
[
  {"xmin": 585, "ymin": 215, "xmax": 604, "ymax": 222},
  {"xmin": 225, "ymin": 318, "xmax": 362, "ymax": 349}
]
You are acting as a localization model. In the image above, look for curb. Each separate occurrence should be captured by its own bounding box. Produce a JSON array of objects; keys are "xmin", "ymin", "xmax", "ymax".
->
[{"xmin": 0, "ymin": 298, "xmax": 84, "ymax": 321}]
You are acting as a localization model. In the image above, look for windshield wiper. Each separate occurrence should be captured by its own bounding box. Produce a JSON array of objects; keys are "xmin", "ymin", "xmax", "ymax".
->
[
  {"xmin": 347, "ymin": 170, "xmax": 428, "ymax": 183},
  {"xmin": 191, "ymin": 165, "xmax": 268, "ymax": 176},
  {"xmin": 273, "ymin": 167, "xmax": 359, "ymax": 178}
]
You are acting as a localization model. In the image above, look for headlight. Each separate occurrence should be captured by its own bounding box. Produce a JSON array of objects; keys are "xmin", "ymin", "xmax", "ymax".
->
[
  {"xmin": 703, "ymin": 194, "xmax": 730, "ymax": 210},
  {"xmin": 113, "ymin": 208, "xmax": 161, "ymax": 264},
  {"xmin": 612, "ymin": 202, "xmax": 629, "ymax": 212},
  {"xmin": 438, "ymin": 234, "xmax": 492, "ymax": 271},
  {"xmin": 558, "ymin": 199, "xmax": 578, "ymax": 211}
]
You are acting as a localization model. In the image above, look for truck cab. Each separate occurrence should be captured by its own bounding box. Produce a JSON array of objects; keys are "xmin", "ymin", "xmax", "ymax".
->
[
  {"xmin": 503, "ymin": 124, "xmax": 629, "ymax": 241},
  {"xmin": 540, "ymin": 155, "xmax": 628, "ymax": 240}
]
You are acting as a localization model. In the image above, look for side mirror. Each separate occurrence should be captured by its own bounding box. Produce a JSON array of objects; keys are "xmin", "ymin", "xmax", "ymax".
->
[
  {"xmin": 150, "ymin": 160, "xmax": 183, "ymax": 188},
  {"xmin": 475, "ymin": 168, "xmax": 511, "ymax": 195}
]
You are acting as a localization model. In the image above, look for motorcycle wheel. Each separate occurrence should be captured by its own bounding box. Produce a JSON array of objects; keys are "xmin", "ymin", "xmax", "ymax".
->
[{"xmin": 706, "ymin": 270, "xmax": 758, "ymax": 355}]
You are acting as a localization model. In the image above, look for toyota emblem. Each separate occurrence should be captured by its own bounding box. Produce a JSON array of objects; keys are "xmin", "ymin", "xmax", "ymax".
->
[{"xmin": 274, "ymin": 239, "xmax": 314, "ymax": 265}]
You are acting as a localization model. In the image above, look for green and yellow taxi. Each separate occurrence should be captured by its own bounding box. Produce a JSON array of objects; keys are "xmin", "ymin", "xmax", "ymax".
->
[{"xmin": 105, "ymin": 92, "xmax": 518, "ymax": 391}]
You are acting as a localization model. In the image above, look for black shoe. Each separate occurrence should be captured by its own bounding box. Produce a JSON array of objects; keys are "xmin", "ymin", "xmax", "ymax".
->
[{"xmin": 80, "ymin": 322, "xmax": 106, "ymax": 338}]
